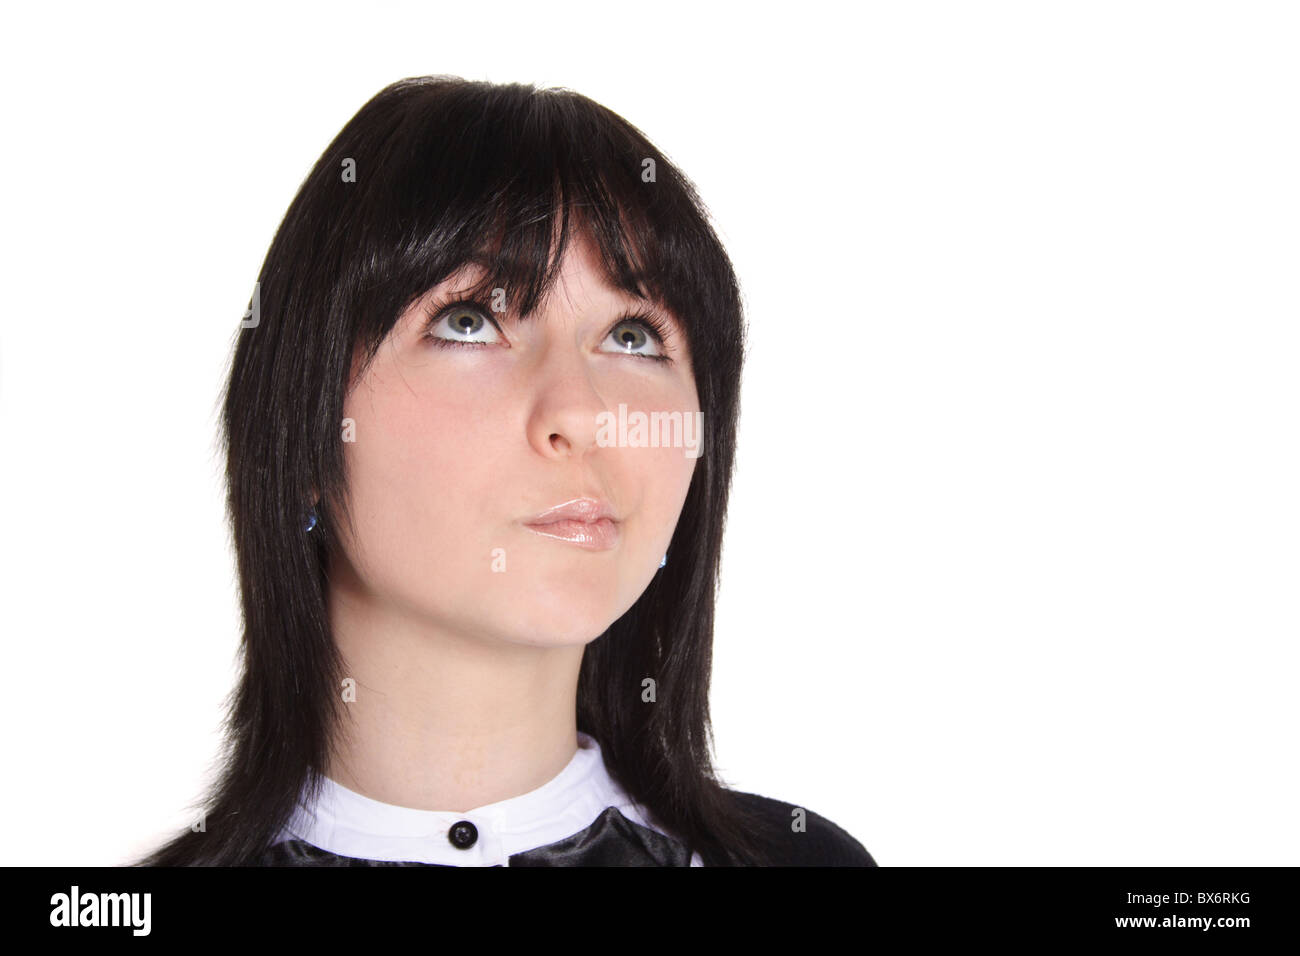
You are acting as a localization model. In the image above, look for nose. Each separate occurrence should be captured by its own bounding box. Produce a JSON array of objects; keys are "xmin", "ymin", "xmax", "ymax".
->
[{"xmin": 524, "ymin": 339, "xmax": 610, "ymax": 460}]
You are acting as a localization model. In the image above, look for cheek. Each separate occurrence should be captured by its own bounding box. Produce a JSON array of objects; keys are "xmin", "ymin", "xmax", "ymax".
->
[
  {"xmin": 606, "ymin": 387, "xmax": 703, "ymax": 552},
  {"xmin": 339, "ymin": 379, "xmax": 510, "ymax": 575},
  {"xmin": 619, "ymin": 443, "xmax": 699, "ymax": 551}
]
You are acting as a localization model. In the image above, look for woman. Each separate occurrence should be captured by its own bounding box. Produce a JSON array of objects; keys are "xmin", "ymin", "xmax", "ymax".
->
[{"xmin": 135, "ymin": 75, "xmax": 875, "ymax": 867}]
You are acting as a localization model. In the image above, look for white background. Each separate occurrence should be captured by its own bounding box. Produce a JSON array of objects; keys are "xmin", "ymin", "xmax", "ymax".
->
[{"xmin": 1, "ymin": 1, "xmax": 1295, "ymax": 866}]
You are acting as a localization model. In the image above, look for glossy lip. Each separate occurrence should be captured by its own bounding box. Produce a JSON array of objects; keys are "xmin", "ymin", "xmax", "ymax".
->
[
  {"xmin": 525, "ymin": 497, "xmax": 616, "ymax": 524},
  {"xmin": 522, "ymin": 497, "xmax": 621, "ymax": 551}
]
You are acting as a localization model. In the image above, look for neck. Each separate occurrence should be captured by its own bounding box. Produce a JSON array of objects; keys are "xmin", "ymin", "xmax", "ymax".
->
[{"xmin": 321, "ymin": 561, "xmax": 586, "ymax": 813}]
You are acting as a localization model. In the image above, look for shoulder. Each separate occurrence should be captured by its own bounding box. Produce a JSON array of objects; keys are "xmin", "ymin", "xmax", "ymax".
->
[{"xmin": 725, "ymin": 789, "xmax": 878, "ymax": 866}]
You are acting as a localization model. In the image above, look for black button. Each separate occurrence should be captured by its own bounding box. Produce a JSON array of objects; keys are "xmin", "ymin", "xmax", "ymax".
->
[{"xmin": 448, "ymin": 820, "xmax": 478, "ymax": 849}]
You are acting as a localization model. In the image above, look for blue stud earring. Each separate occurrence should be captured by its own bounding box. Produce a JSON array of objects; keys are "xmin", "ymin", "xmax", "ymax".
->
[
  {"xmin": 303, "ymin": 507, "xmax": 318, "ymax": 533},
  {"xmin": 659, "ymin": 553, "xmax": 667, "ymax": 569}
]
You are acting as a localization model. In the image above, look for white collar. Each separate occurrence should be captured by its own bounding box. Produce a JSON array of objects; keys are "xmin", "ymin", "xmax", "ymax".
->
[{"xmin": 279, "ymin": 731, "xmax": 702, "ymax": 866}]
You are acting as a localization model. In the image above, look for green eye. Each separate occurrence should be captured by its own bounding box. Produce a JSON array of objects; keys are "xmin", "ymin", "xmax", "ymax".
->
[
  {"xmin": 610, "ymin": 322, "xmax": 649, "ymax": 352},
  {"xmin": 448, "ymin": 308, "xmax": 486, "ymax": 335},
  {"xmin": 599, "ymin": 316, "xmax": 671, "ymax": 362},
  {"xmin": 425, "ymin": 303, "xmax": 502, "ymax": 346}
]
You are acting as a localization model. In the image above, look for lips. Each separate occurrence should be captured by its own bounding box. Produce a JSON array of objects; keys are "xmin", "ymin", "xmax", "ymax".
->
[{"xmin": 523, "ymin": 497, "xmax": 621, "ymax": 551}]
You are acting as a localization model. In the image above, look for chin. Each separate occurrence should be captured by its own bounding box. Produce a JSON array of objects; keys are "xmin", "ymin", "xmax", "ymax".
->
[{"xmin": 524, "ymin": 601, "xmax": 622, "ymax": 644}]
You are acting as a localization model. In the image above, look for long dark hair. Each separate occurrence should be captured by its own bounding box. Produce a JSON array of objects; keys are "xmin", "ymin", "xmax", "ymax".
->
[{"xmin": 135, "ymin": 75, "xmax": 780, "ymax": 866}]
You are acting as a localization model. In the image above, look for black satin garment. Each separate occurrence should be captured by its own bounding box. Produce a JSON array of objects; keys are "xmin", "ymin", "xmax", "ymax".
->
[{"xmin": 251, "ymin": 806, "xmax": 694, "ymax": 867}]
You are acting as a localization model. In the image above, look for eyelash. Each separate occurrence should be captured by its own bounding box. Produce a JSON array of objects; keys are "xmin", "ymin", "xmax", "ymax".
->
[{"xmin": 421, "ymin": 298, "xmax": 675, "ymax": 364}]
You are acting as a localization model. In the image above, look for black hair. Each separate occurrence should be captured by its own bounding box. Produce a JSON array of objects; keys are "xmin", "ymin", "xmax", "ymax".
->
[{"xmin": 134, "ymin": 75, "xmax": 782, "ymax": 866}]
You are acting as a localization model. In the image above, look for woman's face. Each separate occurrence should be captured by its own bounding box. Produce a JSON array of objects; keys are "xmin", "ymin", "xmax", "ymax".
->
[{"xmin": 332, "ymin": 232, "xmax": 701, "ymax": 647}]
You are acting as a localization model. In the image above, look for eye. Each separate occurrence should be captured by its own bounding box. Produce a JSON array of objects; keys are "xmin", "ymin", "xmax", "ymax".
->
[
  {"xmin": 421, "ymin": 298, "xmax": 676, "ymax": 364},
  {"xmin": 600, "ymin": 314, "xmax": 673, "ymax": 363},
  {"xmin": 423, "ymin": 302, "xmax": 503, "ymax": 348}
]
